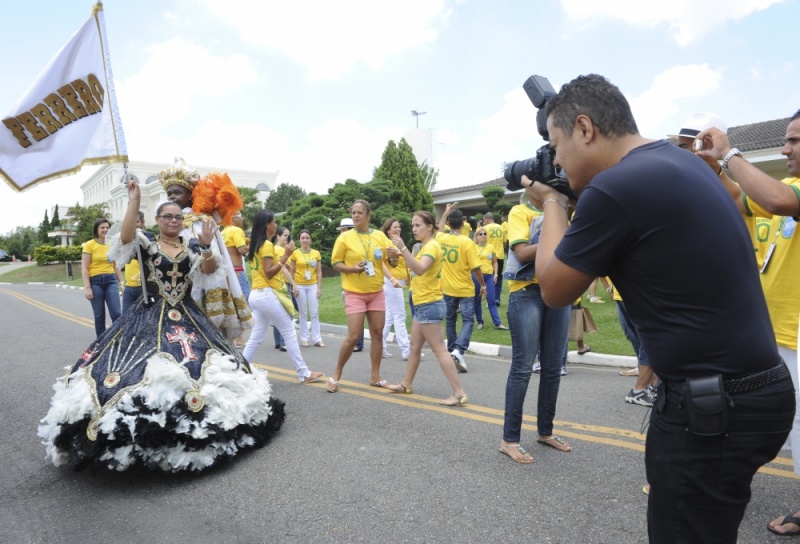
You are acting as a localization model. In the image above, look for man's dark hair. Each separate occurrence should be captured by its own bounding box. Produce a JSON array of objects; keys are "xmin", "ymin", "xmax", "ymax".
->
[
  {"xmin": 546, "ymin": 74, "xmax": 639, "ymax": 139},
  {"xmin": 137, "ymin": 211, "xmax": 145, "ymax": 222},
  {"xmin": 791, "ymin": 108, "xmax": 800, "ymax": 122},
  {"xmin": 447, "ymin": 209, "xmax": 464, "ymax": 230}
]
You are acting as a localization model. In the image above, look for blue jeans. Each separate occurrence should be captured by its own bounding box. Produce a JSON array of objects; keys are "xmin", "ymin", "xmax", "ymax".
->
[
  {"xmin": 89, "ymin": 273, "xmax": 121, "ymax": 337},
  {"xmin": 646, "ymin": 376, "xmax": 794, "ymax": 543},
  {"xmin": 444, "ymin": 294, "xmax": 475, "ymax": 355},
  {"xmin": 503, "ymin": 284, "xmax": 570, "ymax": 440},
  {"xmin": 495, "ymin": 258, "xmax": 504, "ymax": 304},
  {"xmin": 473, "ymin": 273, "xmax": 501, "ymax": 327},
  {"xmin": 236, "ymin": 270, "xmax": 251, "ymax": 302},
  {"xmin": 616, "ymin": 301, "xmax": 650, "ymax": 365},
  {"xmin": 122, "ymin": 285, "xmax": 142, "ymax": 313}
]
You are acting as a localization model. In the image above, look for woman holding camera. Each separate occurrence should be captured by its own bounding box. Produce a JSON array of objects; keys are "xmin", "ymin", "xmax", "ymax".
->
[
  {"xmin": 381, "ymin": 218, "xmax": 411, "ymax": 359},
  {"xmin": 327, "ymin": 200, "xmax": 397, "ymax": 393}
]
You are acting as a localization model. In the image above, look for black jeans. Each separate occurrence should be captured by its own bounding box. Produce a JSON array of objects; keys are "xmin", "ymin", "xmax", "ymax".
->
[{"xmin": 646, "ymin": 374, "xmax": 795, "ymax": 543}]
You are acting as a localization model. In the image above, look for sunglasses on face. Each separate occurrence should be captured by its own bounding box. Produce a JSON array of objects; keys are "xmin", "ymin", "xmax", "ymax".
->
[{"xmin": 158, "ymin": 214, "xmax": 184, "ymax": 222}]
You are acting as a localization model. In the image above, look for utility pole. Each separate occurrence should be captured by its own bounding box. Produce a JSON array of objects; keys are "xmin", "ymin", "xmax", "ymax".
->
[{"xmin": 411, "ymin": 110, "xmax": 427, "ymax": 129}]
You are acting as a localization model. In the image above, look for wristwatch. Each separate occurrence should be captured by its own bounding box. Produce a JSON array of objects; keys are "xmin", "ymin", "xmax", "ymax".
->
[{"xmin": 721, "ymin": 147, "xmax": 742, "ymax": 170}]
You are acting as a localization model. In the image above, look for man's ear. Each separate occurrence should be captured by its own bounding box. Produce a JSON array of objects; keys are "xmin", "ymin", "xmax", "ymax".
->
[{"xmin": 575, "ymin": 115, "xmax": 595, "ymax": 143}]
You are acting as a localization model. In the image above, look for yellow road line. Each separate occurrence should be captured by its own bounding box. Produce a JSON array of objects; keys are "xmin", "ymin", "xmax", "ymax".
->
[
  {"xmin": 0, "ymin": 287, "xmax": 93, "ymax": 327},
  {"xmin": 257, "ymin": 362, "xmax": 798, "ymax": 480}
]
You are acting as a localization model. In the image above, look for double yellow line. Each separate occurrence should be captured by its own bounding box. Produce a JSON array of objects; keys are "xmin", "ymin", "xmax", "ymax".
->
[
  {"xmin": 0, "ymin": 287, "xmax": 93, "ymax": 328},
  {"xmin": 258, "ymin": 363, "xmax": 799, "ymax": 479},
  {"xmin": 2, "ymin": 286, "xmax": 795, "ymax": 480}
]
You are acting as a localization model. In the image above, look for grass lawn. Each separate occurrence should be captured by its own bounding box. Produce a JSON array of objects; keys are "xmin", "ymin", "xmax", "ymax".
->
[{"xmin": 6, "ymin": 263, "xmax": 634, "ymax": 355}]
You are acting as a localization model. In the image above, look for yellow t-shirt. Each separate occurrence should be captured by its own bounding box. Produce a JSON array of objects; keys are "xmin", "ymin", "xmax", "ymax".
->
[
  {"xmin": 331, "ymin": 228, "xmax": 391, "ymax": 294},
  {"xmin": 507, "ymin": 203, "xmax": 542, "ymax": 293},
  {"xmin": 485, "ymin": 223, "xmax": 506, "ymax": 260},
  {"xmin": 742, "ymin": 177, "xmax": 800, "ymax": 348},
  {"xmin": 222, "ymin": 225, "xmax": 247, "ymax": 250},
  {"xmin": 124, "ymin": 259, "xmax": 141, "ymax": 287},
  {"xmin": 289, "ymin": 248, "xmax": 321, "ymax": 286},
  {"xmin": 435, "ymin": 231, "xmax": 481, "ymax": 297},
  {"xmin": 475, "ymin": 243, "xmax": 496, "ymax": 275},
  {"xmin": 411, "ymin": 239, "xmax": 443, "ymax": 305},
  {"xmin": 387, "ymin": 253, "xmax": 410, "ymax": 282},
  {"xmin": 461, "ymin": 222, "xmax": 472, "ymax": 237},
  {"xmin": 82, "ymin": 239, "xmax": 115, "ymax": 276},
  {"xmin": 250, "ymin": 241, "xmax": 285, "ymax": 290}
]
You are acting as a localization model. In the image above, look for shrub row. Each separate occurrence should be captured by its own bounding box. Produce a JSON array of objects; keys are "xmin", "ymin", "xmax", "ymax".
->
[{"xmin": 34, "ymin": 245, "xmax": 82, "ymax": 265}]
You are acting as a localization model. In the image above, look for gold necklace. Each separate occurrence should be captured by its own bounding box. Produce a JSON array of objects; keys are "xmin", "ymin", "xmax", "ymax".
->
[{"xmin": 159, "ymin": 236, "xmax": 181, "ymax": 249}]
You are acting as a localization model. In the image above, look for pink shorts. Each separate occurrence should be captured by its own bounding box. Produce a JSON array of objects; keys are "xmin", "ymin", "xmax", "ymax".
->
[{"xmin": 343, "ymin": 290, "xmax": 386, "ymax": 314}]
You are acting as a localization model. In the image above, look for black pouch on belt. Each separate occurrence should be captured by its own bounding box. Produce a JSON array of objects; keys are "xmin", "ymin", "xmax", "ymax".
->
[{"xmin": 683, "ymin": 375, "xmax": 728, "ymax": 436}]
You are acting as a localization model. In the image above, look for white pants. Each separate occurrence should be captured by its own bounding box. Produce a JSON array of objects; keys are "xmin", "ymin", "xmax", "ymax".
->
[
  {"xmin": 296, "ymin": 283, "xmax": 321, "ymax": 344},
  {"xmin": 382, "ymin": 278, "xmax": 410, "ymax": 358},
  {"xmin": 243, "ymin": 288, "xmax": 311, "ymax": 382},
  {"xmin": 779, "ymin": 341, "xmax": 800, "ymax": 476}
]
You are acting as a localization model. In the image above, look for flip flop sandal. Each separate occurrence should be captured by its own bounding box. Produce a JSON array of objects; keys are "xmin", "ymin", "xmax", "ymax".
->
[
  {"xmin": 370, "ymin": 379, "xmax": 391, "ymax": 389},
  {"xmin": 303, "ymin": 371, "xmax": 324, "ymax": 384},
  {"xmin": 326, "ymin": 378, "xmax": 339, "ymax": 393},
  {"xmin": 768, "ymin": 515, "xmax": 800, "ymax": 536},
  {"xmin": 537, "ymin": 435, "xmax": 573, "ymax": 452},
  {"xmin": 499, "ymin": 442, "xmax": 535, "ymax": 464},
  {"xmin": 619, "ymin": 368, "xmax": 639, "ymax": 377}
]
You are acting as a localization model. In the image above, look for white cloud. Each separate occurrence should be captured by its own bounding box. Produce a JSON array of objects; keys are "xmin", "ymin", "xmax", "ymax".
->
[
  {"xmin": 627, "ymin": 64, "xmax": 722, "ymax": 134},
  {"xmin": 116, "ymin": 38, "xmax": 259, "ymax": 128},
  {"xmin": 197, "ymin": 0, "xmax": 458, "ymax": 79},
  {"xmin": 560, "ymin": 0, "xmax": 784, "ymax": 46}
]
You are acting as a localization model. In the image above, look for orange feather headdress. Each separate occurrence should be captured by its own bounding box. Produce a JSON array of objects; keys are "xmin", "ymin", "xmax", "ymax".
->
[{"xmin": 191, "ymin": 172, "xmax": 244, "ymax": 226}]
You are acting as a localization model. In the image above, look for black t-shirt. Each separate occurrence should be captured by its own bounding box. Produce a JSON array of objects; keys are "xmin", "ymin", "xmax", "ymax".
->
[{"xmin": 555, "ymin": 140, "xmax": 779, "ymax": 381}]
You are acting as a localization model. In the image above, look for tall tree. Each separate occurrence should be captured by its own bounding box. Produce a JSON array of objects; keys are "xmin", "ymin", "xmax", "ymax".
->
[
  {"xmin": 67, "ymin": 202, "xmax": 110, "ymax": 243},
  {"xmin": 237, "ymin": 186, "xmax": 265, "ymax": 230},
  {"xmin": 373, "ymin": 138, "xmax": 433, "ymax": 213},
  {"xmin": 265, "ymin": 183, "xmax": 307, "ymax": 213},
  {"xmin": 38, "ymin": 210, "xmax": 51, "ymax": 244},
  {"xmin": 50, "ymin": 207, "xmax": 61, "ymax": 229},
  {"xmin": 481, "ymin": 186, "xmax": 506, "ymax": 212}
]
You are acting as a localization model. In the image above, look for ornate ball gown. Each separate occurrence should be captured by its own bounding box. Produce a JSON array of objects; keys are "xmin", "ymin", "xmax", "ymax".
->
[{"xmin": 38, "ymin": 231, "xmax": 285, "ymax": 472}]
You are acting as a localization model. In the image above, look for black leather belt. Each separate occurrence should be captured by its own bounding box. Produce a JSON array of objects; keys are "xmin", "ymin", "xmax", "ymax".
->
[{"xmin": 666, "ymin": 362, "xmax": 789, "ymax": 395}]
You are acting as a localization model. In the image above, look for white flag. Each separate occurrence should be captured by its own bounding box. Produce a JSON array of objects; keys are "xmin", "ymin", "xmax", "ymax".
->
[{"xmin": 0, "ymin": 3, "xmax": 127, "ymax": 192}]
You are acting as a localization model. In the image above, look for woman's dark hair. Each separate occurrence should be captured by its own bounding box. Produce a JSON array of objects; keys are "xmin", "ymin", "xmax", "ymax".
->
[
  {"xmin": 273, "ymin": 226, "xmax": 289, "ymax": 244},
  {"xmin": 92, "ymin": 218, "xmax": 111, "ymax": 239},
  {"xmin": 156, "ymin": 201, "xmax": 180, "ymax": 216},
  {"xmin": 381, "ymin": 217, "xmax": 399, "ymax": 237},
  {"xmin": 351, "ymin": 199, "xmax": 371, "ymax": 215},
  {"xmin": 299, "ymin": 229, "xmax": 312, "ymax": 241},
  {"xmin": 247, "ymin": 209, "xmax": 275, "ymax": 262},
  {"xmin": 413, "ymin": 211, "xmax": 437, "ymax": 231}
]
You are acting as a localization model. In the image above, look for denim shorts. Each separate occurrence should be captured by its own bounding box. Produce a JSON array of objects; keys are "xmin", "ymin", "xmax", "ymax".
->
[{"xmin": 414, "ymin": 299, "xmax": 446, "ymax": 324}]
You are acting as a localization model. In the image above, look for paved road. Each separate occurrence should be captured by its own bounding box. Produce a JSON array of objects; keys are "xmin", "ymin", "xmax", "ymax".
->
[{"xmin": 0, "ymin": 284, "xmax": 795, "ymax": 543}]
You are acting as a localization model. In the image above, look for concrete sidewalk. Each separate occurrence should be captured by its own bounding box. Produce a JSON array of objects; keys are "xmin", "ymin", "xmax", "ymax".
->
[{"xmin": 317, "ymin": 322, "xmax": 637, "ymax": 369}]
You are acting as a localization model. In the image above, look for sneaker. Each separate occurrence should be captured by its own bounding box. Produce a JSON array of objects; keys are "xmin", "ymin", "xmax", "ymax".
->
[
  {"xmin": 477, "ymin": 323, "xmax": 484, "ymax": 330},
  {"xmin": 533, "ymin": 361, "xmax": 541, "ymax": 373},
  {"xmin": 451, "ymin": 349, "xmax": 467, "ymax": 373},
  {"xmin": 589, "ymin": 296, "xmax": 606, "ymax": 304},
  {"xmin": 382, "ymin": 352, "xmax": 393, "ymax": 359},
  {"xmin": 560, "ymin": 365, "xmax": 568, "ymax": 376},
  {"xmin": 625, "ymin": 388, "xmax": 656, "ymax": 407}
]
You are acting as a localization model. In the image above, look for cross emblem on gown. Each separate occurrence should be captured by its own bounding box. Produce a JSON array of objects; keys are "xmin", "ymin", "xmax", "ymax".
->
[
  {"xmin": 166, "ymin": 262, "xmax": 184, "ymax": 288},
  {"xmin": 166, "ymin": 325, "xmax": 199, "ymax": 362}
]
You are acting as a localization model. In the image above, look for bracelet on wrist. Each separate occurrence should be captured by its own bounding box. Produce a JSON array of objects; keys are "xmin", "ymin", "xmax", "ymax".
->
[
  {"xmin": 199, "ymin": 244, "xmax": 211, "ymax": 251},
  {"xmin": 542, "ymin": 198, "xmax": 568, "ymax": 212}
]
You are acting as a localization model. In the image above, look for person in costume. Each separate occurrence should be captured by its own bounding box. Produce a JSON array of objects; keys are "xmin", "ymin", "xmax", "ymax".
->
[
  {"xmin": 161, "ymin": 159, "xmax": 252, "ymax": 342},
  {"xmin": 81, "ymin": 217, "xmax": 124, "ymax": 337},
  {"xmin": 242, "ymin": 211, "xmax": 324, "ymax": 384},
  {"xmin": 38, "ymin": 174, "xmax": 285, "ymax": 473},
  {"xmin": 385, "ymin": 211, "xmax": 468, "ymax": 406}
]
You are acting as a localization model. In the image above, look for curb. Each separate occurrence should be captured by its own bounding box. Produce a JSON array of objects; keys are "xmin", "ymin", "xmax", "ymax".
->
[{"xmin": 42, "ymin": 283, "xmax": 637, "ymax": 370}]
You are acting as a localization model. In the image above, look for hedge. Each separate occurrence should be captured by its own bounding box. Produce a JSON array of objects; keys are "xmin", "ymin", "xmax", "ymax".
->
[{"xmin": 34, "ymin": 245, "xmax": 82, "ymax": 265}]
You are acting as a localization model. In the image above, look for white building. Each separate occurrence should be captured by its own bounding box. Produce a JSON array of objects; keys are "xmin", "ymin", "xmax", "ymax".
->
[
  {"xmin": 404, "ymin": 128, "xmax": 436, "ymax": 167},
  {"xmin": 81, "ymin": 160, "xmax": 278, "ymax": 227}
]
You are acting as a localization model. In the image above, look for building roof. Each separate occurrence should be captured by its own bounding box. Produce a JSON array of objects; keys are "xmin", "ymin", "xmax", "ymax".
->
[
  {"xmin": 432, "ymin": 117, "xmax": 791, "ymax": 198},
  {"xmin": 729, "ymin": 117, "xmax": 790, "ymax": 152}
]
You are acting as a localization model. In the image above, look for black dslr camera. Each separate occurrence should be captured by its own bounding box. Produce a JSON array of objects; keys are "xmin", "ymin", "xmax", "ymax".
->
[{"xmin": 503, "ymin": 75, "xmax": 577, "ymax": 201}]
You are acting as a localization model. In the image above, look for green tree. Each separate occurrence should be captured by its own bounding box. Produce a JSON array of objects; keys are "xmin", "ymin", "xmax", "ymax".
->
[
  {"xmin": 482, "ymin": 186, "xmax": 506, "ymax": 212},
  {"xmin": 50, "ymin": 207, "xmax": 61, "ymax": 229},
  {"xmin": 4, "ymin": 226, "xmax": 37, "ymax": 258},
  {"xmin": 237, "ymin": 186, "xmax": 265, "ymax": 230},
  {"xmin": 67, "ymin": 202, "xmax": 110, "ymax": 243},
  {"xmin": 373, "ymin": 138, "xmax": 433, "ymax": 213},
  {"xmin": 495, "ymin": 201, "xmax": 513, "ymax": 219},
  {"xmin": 265, "ymin": 183, "xmax": 307, "ymax": 213},
  {"xmin": 38, "ymin": 210, "xmax": 51, "ymax": 244}
]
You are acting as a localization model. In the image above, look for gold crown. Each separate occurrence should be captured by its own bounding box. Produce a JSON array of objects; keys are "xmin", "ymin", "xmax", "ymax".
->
[{"xmin": 158, "ymin": 157, "xmax": 199, "ymax": 192}]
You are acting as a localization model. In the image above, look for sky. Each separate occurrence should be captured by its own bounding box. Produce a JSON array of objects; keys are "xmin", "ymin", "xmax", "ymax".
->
[{"xmin": 0, "ymin": 0, "xmax": 797, "ymax": 233}]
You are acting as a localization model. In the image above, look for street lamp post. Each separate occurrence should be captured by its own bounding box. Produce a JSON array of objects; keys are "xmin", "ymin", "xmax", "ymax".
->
[{"xmin": 411, "ymin": 110, "xmax": 427, "ymax": 129}]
